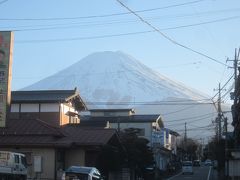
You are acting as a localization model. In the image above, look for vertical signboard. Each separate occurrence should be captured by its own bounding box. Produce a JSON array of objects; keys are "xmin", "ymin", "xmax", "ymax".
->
[{"xmin": 0, "ymin": 31, "xmax": 13, "ymax": 127}]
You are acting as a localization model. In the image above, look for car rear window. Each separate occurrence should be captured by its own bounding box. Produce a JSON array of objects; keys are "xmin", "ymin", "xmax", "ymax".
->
[{"xmin": 182, "ymin": 162, "xmax": 192, "ymax": 166}]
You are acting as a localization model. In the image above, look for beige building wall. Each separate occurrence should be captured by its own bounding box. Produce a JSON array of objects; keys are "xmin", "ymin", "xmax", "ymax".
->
[{"xmin": 65, "ymin": 148, "xmax": 85, "ymax": 168}]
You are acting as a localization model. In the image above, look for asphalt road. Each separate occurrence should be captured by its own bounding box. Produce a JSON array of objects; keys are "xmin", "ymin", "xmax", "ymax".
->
[{"xmin": 166, "ymin": 166, "xmax": 218, "ymax": 180}]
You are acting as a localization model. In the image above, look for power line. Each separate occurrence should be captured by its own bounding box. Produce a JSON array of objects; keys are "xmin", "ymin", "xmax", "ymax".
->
[
  {"xmin": 166, "ymin": 112, "xmax": 217, "ymax": 123},
  {"xmin": 0, "ymin": 0, "xmax": 206, "ymax": 21},
  {"xmin": 15, "ymin": 30, "xmax": 154, "ymax": 43},
  {"xmin": 221, "ymin": 83, "xmax": 234, "ymax": 101},
  {"xmin": 85, "ymin": 101, "xmax": 214, "ymax": 106},
  {"xmin": 211, "ymin": 74, "xmax": 234, "ymax": 100},
  {"xmin": 2, "ymin": 7, "xmax": 239, "ymax": 30},
  {"xmin": 2, "ymin": 14, "xmax": 237, "ymax": 32},
  {"xmin": 162, "ymin": 106, "xmax": 196, "ymax": 116},
  {"xmin": 14, "ymin": 15, "xmax": 240, "ymax": 43},
  {"xmin": 166, "ymin": 113, "xmax": 216, "ymax": 127},
  {"xmin": 176, "ymin": 126, "xmax": 215, "ymax": 132},
  {"xmin": 116, "ymin": 0, "xmax": 227, "ymax": 67}
]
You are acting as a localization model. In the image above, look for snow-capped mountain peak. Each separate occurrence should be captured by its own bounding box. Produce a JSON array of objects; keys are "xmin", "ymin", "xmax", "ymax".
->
[{"xmin": 24, "ymin": 51, "xmax": 207, "ymax": 104}]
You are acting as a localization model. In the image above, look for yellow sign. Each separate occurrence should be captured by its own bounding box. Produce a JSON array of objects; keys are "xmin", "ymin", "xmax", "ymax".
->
[{"xmin": 0, "ymin": 31, "xmax": 13, "ymax": 127}]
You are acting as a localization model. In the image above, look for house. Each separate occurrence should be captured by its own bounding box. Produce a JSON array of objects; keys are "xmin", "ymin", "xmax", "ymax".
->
[
  {"xmin": 152, "ymin": 128, "xmax": 179, "ymax": 171},
  {"xmin": 81, "ymin": 108, "xmax": 179, "ymax": 172},
  {"xmin": 10, "ymin": 88, "xmax": 87, "ymax": 127},
  {"xmin": 0, "ymin": 118, "xmax": 121, "ymax": 179},
  {"xmin": 81, "ymin": 109, "xmax": 163, "ymax": 143}
]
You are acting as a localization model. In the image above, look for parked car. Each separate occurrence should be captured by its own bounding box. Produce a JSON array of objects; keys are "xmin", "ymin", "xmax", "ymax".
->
[
  {"xmin": 193, "ymin": 160, "xmax": 201, "ymax": 166},
  {"xmin": 182, "ymin": 161, "xmax": 193, "ymax": 175},
  {"xmin": 204, "ymin": 159, "xmax": 213, "ymax": 166},
  {"xmin": 62, "ymin": 166, "xmax": 104, "ymax": 180}
]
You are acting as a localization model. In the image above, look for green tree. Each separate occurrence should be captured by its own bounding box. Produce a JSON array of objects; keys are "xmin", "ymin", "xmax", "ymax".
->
[
  {"xmin": 119, "ymin": 128, "xmax": 154, "ymax": 177},
  {"xmin": 178, "ymin": 137, "xmax": 199, "ymax": 160}
]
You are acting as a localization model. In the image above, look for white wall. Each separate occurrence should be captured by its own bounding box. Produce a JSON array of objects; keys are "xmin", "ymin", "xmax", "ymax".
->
[
  {"xmin": 21, "ymin": 104, "xmax": 39, "ymax": 112},
  {"xmin": 41, "ymin": 103, "xmax": 59, "ymax": 112},
  {"xmin": 61, "ymin": 103, "xmax": 78, "ymax": 114},
  {"xmin": 10, "ymin": 103, "xmax": 60, "ymax": 113},
  {"xmin": 11, "ymin": 104, "xmax": 19, "ymax": 112}
]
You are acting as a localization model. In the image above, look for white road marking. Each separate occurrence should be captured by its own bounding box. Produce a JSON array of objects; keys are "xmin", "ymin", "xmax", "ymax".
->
[
  {"xmin": 207, "ymin": 166, "xmax": 212, "ymax": 180},
  {"xmin": 166, "ymin": 172, "xmax": 182, "ymax": 180}
]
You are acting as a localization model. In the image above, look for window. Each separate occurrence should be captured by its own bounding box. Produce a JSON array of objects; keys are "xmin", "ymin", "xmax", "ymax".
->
[
  {"xmin": 14, "ymin": 155, "xmax": 19, "ymax": 163},
  {"xmin": 21, "ymin": 156, "xmax": 27, "ymax": 168}
]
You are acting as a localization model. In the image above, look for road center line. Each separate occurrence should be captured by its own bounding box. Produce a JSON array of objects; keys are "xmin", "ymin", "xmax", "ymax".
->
[{"xmin": 207, "ymin": 166, "xmax": 212, "ymax": 180}]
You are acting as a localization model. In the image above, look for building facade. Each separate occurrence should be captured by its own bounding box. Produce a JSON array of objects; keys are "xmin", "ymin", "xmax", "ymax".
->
[{"xmin": 10, "ymin": 89, "xmax": 87, "ymax": 127}]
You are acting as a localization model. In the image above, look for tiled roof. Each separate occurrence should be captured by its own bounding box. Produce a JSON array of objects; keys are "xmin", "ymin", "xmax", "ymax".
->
[
  {"xmin": 0, "ymin": 135, "xmax": 63, "ymax": 147},
  {"xmin": 0, "ymin": 119, "xmax": 118, "ymax": 147},
  {"xmin": 1, "ymin": 119, "xmax": 63, "ymax": 136},
  {"xmin": 60, "ymin": 125, "xmax": 117, "ymax": 146},
  {"xmin": 11, "ymin": 89, "xmax": 77, "ymax": 103}
]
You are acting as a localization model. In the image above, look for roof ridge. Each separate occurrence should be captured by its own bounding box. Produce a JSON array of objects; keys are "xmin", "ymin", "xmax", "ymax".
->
[
  {"xmin": 62, "ymin": 124, "xmax": 117, "ymax": 131},
  {"xmin": 35, "ymin": 119, "xmax": 65, "ymax": 136}
]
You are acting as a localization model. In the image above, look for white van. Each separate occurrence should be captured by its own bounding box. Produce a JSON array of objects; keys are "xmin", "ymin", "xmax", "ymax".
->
[
  {"xmin": 0, "ymin": 151, "xmax": 27, "ymax": 180},
  {"xmin": 62, "ymin": 166, "xmax": 104, "ymax": 180},
  {"xmin": 182, "ymin": 161, "xmax": 193, "ymax": 175}
]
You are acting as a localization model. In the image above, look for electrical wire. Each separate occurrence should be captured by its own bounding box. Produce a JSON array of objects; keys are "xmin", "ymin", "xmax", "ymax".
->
[
  {"xmin": 211, "ymin": 74, "xmax": 234, "ymax": 100},
  {"xmin": 166, "ymin": 112, "xmax": 217, "ymax": 123},
  {"xmin": 0, "ymin": 0, "xmax": 206, "ymax": 21},
  {"xmin": 85, "ymin": 101, "xmax": 214, "ymax": 106},
  {"xmin": 116, "ymin": 0, "xmax": 227, "ymax": 67},
  {"xmin": 166, "ymin": 116, "xmax": 215, "ymax": 128},
  {"xmin": 15, "ymin": 30, "xmax": 154, "ymax": 43},
  {"xmin": 4, "ymin": 15, "xmax": 239, "ymax": 32},
  {"xmin": 162, "ymin": 105, "xmax": 196, "ymax": 116}
]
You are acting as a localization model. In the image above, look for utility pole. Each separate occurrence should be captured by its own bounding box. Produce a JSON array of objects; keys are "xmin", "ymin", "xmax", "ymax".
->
[
  {"xmin": 184, "ymin": 122, "xmax": 187, "ymax": 145},
  {"xmin": 224, "ymin": 117, "xmax": 229, "ymax": 178},
  {"xmin": 214, "ymin": 83, "xmax": 224, "ymax": 141},
  {"xmin": 227, "ymin": 48, "xmax": 239, "ymax": 102},
  {"xmin": 228, "ymin": 48, "xmax": 240, "ymax": 147},
  {"xmin": 184, "ymin": 122, "xmax": 187, "ymax": 159}
]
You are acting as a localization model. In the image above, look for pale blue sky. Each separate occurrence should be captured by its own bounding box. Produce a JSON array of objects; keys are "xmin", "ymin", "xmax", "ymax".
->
[{"xmin": 0, "ymin": 0, "xmax": 239, "ymax": 101}]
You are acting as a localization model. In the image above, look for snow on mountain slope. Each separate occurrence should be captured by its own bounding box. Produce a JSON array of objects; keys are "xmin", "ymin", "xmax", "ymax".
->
[
  {"xmin": 24, "ymin": 51, "xmax": 229, "ymax": 138},
  {"xmin": 24, "ymin": 51, "xmax": 208, "ymax": 103}
]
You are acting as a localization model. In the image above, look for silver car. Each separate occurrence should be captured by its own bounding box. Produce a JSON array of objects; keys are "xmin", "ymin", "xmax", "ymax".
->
[{"xmin": 182, "ymin": 161, "xmax": 193, "ymax": 175}]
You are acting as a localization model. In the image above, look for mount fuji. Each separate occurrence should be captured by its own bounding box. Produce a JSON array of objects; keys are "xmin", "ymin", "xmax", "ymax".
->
[
  {"xmin": 24, "ymin": 51, "xmax": 208, "ymax": 102},
  {"xmin": 24, "ymin": 51, "xmax": 230, "ymax": 138}
]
